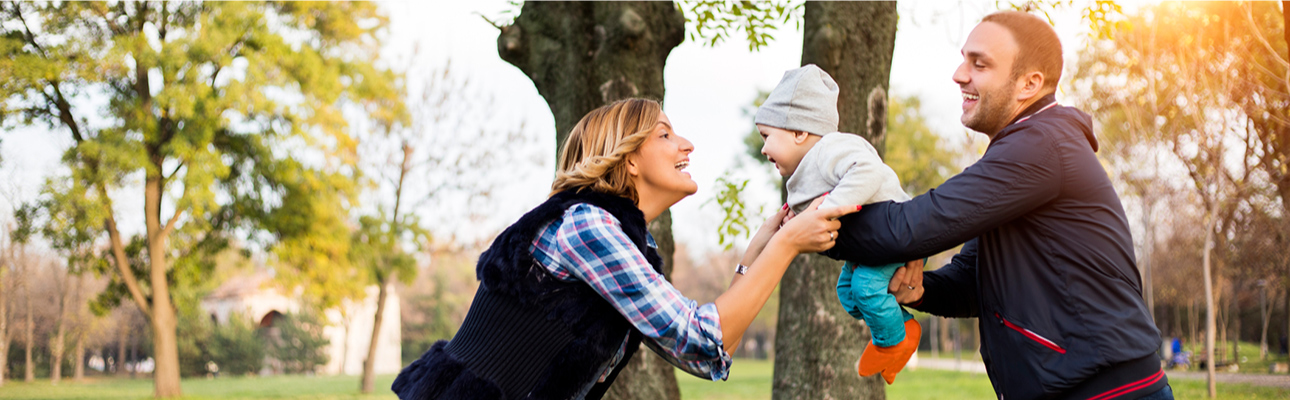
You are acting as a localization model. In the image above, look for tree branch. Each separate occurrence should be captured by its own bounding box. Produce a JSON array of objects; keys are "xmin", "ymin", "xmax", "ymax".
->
[
  {"xmin": 102, "ymin": 189, "xmax": 153, "ymax": 320},
  {"xmin": 160, "ymin": 205, "xmax": 182, "ymax": 242}
]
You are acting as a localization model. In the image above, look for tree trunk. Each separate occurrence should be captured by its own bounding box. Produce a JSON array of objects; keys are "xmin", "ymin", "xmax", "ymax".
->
[
  {"xmin": 498, "ymin": 3, "xmax": 684, "ymax": 399},
  {"xmin": 52, "ymin": 316, "xmax": 66, "ymax": 384},
  {"xmin": 116, "ymin": 316, "xmax": 128, "ymax": 376},
  {"xmin": 1264, "ymin": 284, "xmax": 1272, "ymax": 360},
  {"xmin": 73, "ymin": 335, "xmax": 85, "ymax": 381},
  {"xmin": 772, "ymin": 2, "xmax": 898, "ymax": 399},
  {"xmin": 1141, "ymin": 196, "xmax": 1155, "ymax": 324},
  {"xmin": 928, "ymin": 317, "xmax": 939, "ymax": 358},
  {"xmin": 1232, "ymin": 292, "xmax": 1240, "ymax": 366},
  {"xmin": 146, "ymin": 174, "xmax": 182, "ymax": 398},
  {"xmin": 23, "ymin": 258, "xmax": 33, "ymax": 382},
  {"xmin": 1203, "ymin": 205, "xmax": 1217, "ymax": 398},
  {"xmin": 340, "ymin": 311, "xmax": 351, "ymax": 375},
  {"xmin": 360, "ymin": 282, "xmax": 390, "ymax": 393},
  {"xmin": 0, "ymin": 257, "xmax": 7, "ymax": 387},
  {"xmin": 940, "ymin": 316, "xmax": 952, "ymax": 355}
]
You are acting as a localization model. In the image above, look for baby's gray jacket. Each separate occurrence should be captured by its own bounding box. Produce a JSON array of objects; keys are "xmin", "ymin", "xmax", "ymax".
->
[{"xmin": 786, "ymin": 133, "xmax": 910, "ymax": 214}]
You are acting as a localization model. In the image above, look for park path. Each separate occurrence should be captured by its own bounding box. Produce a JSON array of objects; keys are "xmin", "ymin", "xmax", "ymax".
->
[{"xmin": 913, "ymin": 356, "xmax": 1290, "ymax": 388}]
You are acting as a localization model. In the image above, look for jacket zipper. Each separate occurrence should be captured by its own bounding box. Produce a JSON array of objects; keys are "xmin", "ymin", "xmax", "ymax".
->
[{"xmin": 995, "ymin": 313, "xmax": 1066, "ymax": 354}]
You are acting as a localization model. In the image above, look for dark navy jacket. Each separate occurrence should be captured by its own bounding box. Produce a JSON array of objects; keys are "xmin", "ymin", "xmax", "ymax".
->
[{"xmin": 824, "ymin": 96, "xmax": 1164, "ymax": 399}]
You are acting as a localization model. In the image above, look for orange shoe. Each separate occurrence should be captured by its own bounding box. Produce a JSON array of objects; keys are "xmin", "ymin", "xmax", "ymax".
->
[{"xmin": 856, "ymin": 318, "xmax": 922, "ymax": 384}]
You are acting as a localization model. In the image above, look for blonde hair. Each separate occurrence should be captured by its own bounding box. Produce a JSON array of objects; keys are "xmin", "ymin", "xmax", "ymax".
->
[{"xmin": 550, "ymin": 98, "xmax": 662, "ymax": 203}]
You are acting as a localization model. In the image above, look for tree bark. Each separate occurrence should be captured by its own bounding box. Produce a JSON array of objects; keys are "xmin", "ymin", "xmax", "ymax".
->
[
  {"xmin": 773, "ymin": 3, "xmax": 897, "ymax": 399},
  {"xmin": 116, "ymin": 314, "xmax": 128, "ymax": 376},
  {"xmin": 1232, "ymin": 291, "xmax": 1240, "ymax": 366},
  {"xmin": 73, "ymin": 334, "xmax": 85, "ymax": 382},
  {"xmin": 1203, "ymin": 204, "xmax": 1218, "ymax": 398},
  {"xmin": 498, "ymin": 3, "xmax": 685, "ymax": 399},
  {"xmin": 23, "ymin": 251, "xmax": 33, "ymax": 382},
  {"xmin": 0, "ymin": 253, "xmax": 7, "ymax": 386},
  {"xmin": 362, "ymin": 140, "xmax": 412, "ymax": 392},
  {"xmin": 360, "ymin": 283, "xmax": 389, "ymax": 393},
  {"xmin": 498, "ymin": 1, "xmax": 685, "ymax": 155},
  {"xmin": 146, "ymin": 171, "xmax": 182, "ymax": 397}
]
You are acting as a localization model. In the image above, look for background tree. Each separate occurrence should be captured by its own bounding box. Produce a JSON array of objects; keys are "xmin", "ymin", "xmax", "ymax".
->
[
  {"xmin": 265, "ymin": 312, "xmax": 330, "ymax": 375},
  {"xmin": 772, "ymin": 3, "xmax": 898, "ymax": 399},
  {"xmin": 0, "ymin": 2, "xmax": 403, "ymax": 396},
  {"xmin": 208, "ymin": 312, "xmax": 265, "ymax": 376},
  {"xmin": 1073, "ymin": 2, "xmax": 1280, "ymax": 395}
]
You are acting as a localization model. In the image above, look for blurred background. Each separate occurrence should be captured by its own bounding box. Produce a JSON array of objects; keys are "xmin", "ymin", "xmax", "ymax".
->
[{"xmin": 0, "ymin": 1, "xmax": 1287, "ymax": 399}]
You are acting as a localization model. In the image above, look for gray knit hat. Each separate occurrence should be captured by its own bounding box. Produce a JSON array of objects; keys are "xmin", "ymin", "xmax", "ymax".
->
[{"xmin": 754, "ymin": 64, "xmax": 840, "ymax": 136}]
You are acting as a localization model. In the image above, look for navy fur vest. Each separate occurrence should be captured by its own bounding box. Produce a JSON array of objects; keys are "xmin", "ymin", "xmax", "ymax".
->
[{"xmin": 392, "ymin": 190, "xmax": 663, "ymax": 400}]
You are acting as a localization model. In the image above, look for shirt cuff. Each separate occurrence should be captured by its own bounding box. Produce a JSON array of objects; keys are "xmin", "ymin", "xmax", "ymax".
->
[{"xmin": 696, "ymin": 302, "xmax": 732, "ymax": 381}]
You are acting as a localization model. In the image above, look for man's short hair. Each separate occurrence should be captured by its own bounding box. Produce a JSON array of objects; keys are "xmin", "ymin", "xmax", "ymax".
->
[{"xmin": 982, "ymin": 11, "xmax": 1063, "ymax": 91}]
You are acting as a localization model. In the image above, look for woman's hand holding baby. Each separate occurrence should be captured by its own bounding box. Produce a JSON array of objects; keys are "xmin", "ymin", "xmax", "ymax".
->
[{"xmin": 773, "ymin": 196, "xmax": 859, "ymax": 254}]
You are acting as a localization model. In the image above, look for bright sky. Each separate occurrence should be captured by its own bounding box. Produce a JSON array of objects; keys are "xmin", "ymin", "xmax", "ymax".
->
[{"xmin": 0, "ymin": 0, "xmax": 1104, "ymax": 258}]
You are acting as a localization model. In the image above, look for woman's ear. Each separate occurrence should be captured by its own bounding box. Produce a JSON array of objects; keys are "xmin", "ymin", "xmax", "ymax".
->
[{"xmin": 625, "ymin": 153, "xmax": 641, "ymax": 177}]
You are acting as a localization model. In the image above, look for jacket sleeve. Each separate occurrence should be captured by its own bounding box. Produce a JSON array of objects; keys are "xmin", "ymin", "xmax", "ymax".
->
[
  {"xmin": 910, "ymin": 239, "xmax": 980, "ymax": 318},
  {"xmin": 822, "ymin": 130, "xmax": 1063, "ymax": 265}
]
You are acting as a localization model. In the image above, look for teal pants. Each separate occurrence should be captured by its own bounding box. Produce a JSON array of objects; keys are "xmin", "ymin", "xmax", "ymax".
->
[{"xmin": 836, "ymin": 261, "xmax": 914, "ymax": 347}]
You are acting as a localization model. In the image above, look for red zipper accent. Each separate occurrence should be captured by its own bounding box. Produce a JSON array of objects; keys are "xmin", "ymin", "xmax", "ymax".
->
[{"xmin": 995, "ymin": 313, "xmax": 1066, "ymax": 354}]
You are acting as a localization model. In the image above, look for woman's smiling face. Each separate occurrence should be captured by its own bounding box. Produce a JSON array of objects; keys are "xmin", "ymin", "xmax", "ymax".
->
[{"xmin": 629, "ymin": 112, "xmax": 697, "ymax": 204}]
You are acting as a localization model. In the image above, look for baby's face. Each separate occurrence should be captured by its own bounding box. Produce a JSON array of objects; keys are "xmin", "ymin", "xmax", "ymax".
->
[{"xmin": 758, "ymin": 124, "xmax": 813, "ymax": 177}]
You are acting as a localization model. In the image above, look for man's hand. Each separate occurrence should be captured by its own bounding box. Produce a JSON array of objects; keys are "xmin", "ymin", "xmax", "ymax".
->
[{"xmin": 889, "ymin": 262, "xmax": 925, "ymax": 305}]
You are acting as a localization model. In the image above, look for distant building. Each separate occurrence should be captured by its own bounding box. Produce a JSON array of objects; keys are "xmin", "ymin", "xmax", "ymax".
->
[{"xmin": 201, "ymin": 271, "xmax": 401, "ymax": 376}]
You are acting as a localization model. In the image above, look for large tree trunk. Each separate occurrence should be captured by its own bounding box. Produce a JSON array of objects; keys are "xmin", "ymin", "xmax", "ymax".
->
[
  {"xmin": 498, "ymin": 3, "xmax": 685, "ymax": 399},
  {"xmin": 773, "ymin": 2, "xmax": 898, "ymax": 399},
  {"xmin": 360, "ymin": 282, "xmax": 390, "ymax": 393},
  {"xmin": 145, "ymin": 175, "xmax": 182, "ymax": 398}
]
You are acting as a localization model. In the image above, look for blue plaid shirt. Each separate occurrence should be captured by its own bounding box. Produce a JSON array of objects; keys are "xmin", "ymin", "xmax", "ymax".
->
[{"xmin": 529, "ymin": 203, "xmax": 732, "ymax": 383}]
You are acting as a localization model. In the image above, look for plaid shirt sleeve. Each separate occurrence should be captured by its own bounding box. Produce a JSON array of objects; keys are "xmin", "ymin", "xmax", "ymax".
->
[{"xmin": 530, "ymin": 203, "xmax": 732, "ymax": 381}]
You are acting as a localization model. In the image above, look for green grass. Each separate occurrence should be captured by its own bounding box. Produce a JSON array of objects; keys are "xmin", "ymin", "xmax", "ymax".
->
[
  {"xmin": 676, "ymin": 358, "xmax": 1290, "ymax": 400},
  {"xmin": 1168, "ymin": 378, "xmax": 1290, "ymax": 400},
  {"xmin": 0, "ymin": 374, "xmax": 398, "ymax": 400},
  {"xmin": 676, "ymin": 358, "xmax": 997, "ymax": 400},
  {"xmin": 3, "ymin": 363, "xmax": 1286, "ymax": 400}
]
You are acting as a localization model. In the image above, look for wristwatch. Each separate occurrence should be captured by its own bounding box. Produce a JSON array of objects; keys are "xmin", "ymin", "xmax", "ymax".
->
[{"xmin": 735, "ymin": 263, "xmax": 749, "ymax": 275}]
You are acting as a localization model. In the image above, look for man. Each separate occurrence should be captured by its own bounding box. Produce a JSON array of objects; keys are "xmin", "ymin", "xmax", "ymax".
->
[{"xmin": 824, "ymin": 11, "xmax": 1171, "ymax": 400}]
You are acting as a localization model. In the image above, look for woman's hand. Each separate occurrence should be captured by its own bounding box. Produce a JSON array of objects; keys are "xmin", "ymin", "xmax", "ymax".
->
[
  {"xmin": 772, "ymin": 196, "xmax": 860, "ymax": 254},
  {"xmin": 740, "ymin": 204, "xmax": 791, "ymax": 267}
]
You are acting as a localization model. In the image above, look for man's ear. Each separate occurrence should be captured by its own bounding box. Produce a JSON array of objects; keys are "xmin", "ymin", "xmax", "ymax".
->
[{"xmin": 1016, "ymin": 71, "xmax": 1045, "ymax": 102}]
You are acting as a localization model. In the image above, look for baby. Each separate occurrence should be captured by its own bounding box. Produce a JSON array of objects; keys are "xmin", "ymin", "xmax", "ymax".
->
[{"xmin": 755, "ymin": 64, "xmax": 923, "ymax": 385}]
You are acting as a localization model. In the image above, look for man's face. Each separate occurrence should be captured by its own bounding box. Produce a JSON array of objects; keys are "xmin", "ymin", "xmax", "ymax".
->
[{"xmin": 953, "ymin": 22, "xmax": 1022, "ymax": 137}]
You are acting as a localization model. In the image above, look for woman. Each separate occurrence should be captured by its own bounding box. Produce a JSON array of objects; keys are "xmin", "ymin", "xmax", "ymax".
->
[{"xmin": 392, "ymin": 98, "xmax": 856, "ymax": 400}]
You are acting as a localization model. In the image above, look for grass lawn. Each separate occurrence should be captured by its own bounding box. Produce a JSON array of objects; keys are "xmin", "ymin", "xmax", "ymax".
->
[
  {"xmin": 0, "ymin": 374, "xmax": 398, "ymax": 400},
  {"xmin": 3, "ymin": 363, "xmax": 1286, "ymax": 399},
  {"xmin": 676, "ymin": 359, "xmax": 997, "ymax": 400},
  {"xmin": 677, "ymin": 358, "xmax": 1290, "ymax": 400}
]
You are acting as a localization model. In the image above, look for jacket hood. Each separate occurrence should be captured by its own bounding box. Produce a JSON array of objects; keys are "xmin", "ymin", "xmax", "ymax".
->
[{"xmin": 997, "ymin": 95, "xmax": 1099, "ymax": 152}]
